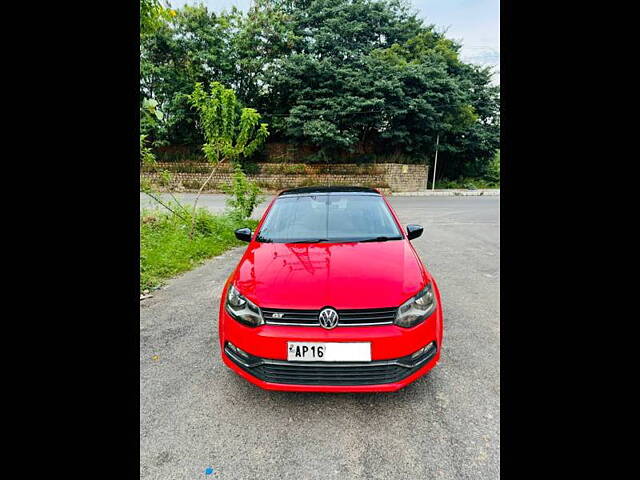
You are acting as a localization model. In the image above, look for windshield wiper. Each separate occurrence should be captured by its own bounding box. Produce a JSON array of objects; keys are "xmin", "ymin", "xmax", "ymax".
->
[
  {"xmin": 359, "ymin": 236, "xmax": 403, "ymax": 242},
  {"xmin": 286, "ymin": 239, "xmax": 329, "ymax": 244}
]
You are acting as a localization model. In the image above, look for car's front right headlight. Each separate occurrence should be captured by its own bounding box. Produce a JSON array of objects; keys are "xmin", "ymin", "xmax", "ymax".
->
[
  {"xmin": 225, "ymin": 285, "xmax": 264, "ymax": 327},
  {"xmin": 394, "ymin": 283, "xmax": 437, "ymax": 328}
]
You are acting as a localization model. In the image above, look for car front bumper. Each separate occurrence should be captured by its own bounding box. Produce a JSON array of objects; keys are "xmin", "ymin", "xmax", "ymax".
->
[{"xmin": 218, "ymin": 301, "xmax": 443, "ymax": 392}]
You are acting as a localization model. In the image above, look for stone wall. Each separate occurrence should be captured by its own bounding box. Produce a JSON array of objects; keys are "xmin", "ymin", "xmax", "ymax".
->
[
  {"xmin": 382, "ymin": 164, "xmax": 429, "ymax": 192},
  {"xmin": 141, "ymin": 163, "xmax": 428, "ymax": 193}
]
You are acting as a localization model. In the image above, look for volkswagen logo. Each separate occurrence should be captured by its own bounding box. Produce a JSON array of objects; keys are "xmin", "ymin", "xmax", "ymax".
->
[{"xmin": 319, "ymin": 308, "xmax": 339, "ymax": 329}]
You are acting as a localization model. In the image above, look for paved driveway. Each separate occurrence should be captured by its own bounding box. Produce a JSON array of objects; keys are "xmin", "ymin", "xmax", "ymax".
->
[{"xmin": 140, "ymin": 195, "xmax": 500, "ymax": 480}]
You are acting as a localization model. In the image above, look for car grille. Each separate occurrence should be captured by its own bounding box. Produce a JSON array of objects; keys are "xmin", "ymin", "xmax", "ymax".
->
[
  {"xmin": 261, "ymin": 307, "xmax": 397, "ymax": 327},
  {"xmin": 252, "ymin": 363, "xmax": 411, "ymax": 385},
  {"xmin": 224, "ymin": 342, "xmax": 437, "ymax": 386}
]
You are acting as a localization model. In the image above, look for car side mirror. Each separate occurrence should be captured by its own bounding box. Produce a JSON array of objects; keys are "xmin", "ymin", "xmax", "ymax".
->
[
  {"xmin": 234, "ymin": 228, "xmax": 252, "ymax": 242},
  {"xmin": 406, "ymin": 224, "xmax": 423, "ymax": 241}
]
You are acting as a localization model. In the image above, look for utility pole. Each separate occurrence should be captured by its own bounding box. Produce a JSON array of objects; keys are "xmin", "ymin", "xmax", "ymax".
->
[{"xmin": 431, "ymin": 133, "xmax": 440, "ymax": 190}]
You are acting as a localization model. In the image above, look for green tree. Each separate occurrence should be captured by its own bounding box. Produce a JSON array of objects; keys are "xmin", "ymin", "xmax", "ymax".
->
[
  {"xmin": 232, "ymin": 0, "xmax": 298, "ymax": 107},
  {"xmin": 432, "ymin": 65, "xmax": 499, "ymax": 179},
  {"xmin": 139, "ymin": 0, "xmax": 499, "ymax": 179},
  {"xmin": 140, "ymin": 4, "xmax": 239, "ymax": 145},
  {"xmin": 188, "ymin": 82, "xmax": 269, "ymax": 236},
  {"xmin": 264, "ymin": 0, "xmax": 423, "ymax": 152},
  {"xmin": 263, "ymin": 0, "xmax": 489, "ymax": 166},
  {"xmin": 140, "ymin": 0, "xmax": 171, "ymax": 166}
]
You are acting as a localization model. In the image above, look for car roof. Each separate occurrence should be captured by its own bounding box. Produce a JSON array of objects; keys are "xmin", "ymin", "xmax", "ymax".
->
[{"xmin": 278, "ymin": 186, "xmax": 381, "ymax": 196}]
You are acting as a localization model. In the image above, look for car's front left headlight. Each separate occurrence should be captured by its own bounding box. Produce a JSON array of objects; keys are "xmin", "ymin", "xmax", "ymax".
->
[
  {"xmin": 225, "ymin": 285, "xmax": 264, "ymax": 327},
  {"xmin": 394, "ymin": 282, "xmax": 437, "ymax": 328}
]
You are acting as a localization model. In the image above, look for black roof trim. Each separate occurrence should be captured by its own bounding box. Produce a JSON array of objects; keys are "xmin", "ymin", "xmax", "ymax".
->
[{"xmin": 278, "ymin": 186, "xmax": 381, "ymax": 196}]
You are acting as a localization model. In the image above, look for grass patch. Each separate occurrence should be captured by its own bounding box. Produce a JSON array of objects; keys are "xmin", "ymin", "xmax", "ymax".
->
[
  {"xmin": 435, "ymin": 177, "xmax": 500, "ymax": 189},
  {"xmin": 140, "ymin": 208, "xmax": 258, "ymax": 291}
]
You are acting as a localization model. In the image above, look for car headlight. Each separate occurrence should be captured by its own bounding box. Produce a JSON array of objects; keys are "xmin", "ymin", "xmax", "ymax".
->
[
  {"xmin": 225, "ymin": 285, "xmax": 264, "ymax": 327},
  {"xmin": 394, "ymin": 283, "xmax": 437, "ymax": 328}
]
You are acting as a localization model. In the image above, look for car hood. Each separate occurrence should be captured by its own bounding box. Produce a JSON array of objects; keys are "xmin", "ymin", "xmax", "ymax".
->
[{"xmin": 232, "ymin": 240, "xmax": 428, "ymax": 310}]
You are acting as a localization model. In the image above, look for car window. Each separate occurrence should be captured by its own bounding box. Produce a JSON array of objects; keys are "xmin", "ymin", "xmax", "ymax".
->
[{"xmin": 256, "ymin": 194, "xmax": 402, "ymax": 243}]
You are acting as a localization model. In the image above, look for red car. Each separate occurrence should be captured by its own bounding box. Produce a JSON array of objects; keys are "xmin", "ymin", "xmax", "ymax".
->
[{"xmin": 219, "ymin": 186, "xmax": 443, "ymax": 392}]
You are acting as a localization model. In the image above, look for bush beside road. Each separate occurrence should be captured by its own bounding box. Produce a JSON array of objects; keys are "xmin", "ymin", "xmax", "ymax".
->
[
  {"xmin": 394, "ymin": 189, "xmax": 500, "ymax": 196},
  {"xmin": 140, "ymin": 208, "xmax": 258, "ymax": 292}
]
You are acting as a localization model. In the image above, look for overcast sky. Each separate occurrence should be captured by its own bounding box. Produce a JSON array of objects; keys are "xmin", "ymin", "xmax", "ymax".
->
[{"xmin": 166, "ymin": 0, "xmax": 500, "ymax": 83}]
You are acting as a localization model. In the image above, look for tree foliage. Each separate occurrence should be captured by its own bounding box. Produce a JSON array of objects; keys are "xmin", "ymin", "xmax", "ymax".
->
[
  {"xmin": 188, "ymin": 82, "xmax": 269, "ymax": 165},
  {"xmin": 186, "ymin": 82, "xmax": 268, "ymax": 234},
  {"xmin": 140, "ymin": 0, "xmax": 174, "ymax": 38},
  {"xmin": 141, "ymin": 0, "xmax": 499, "ymax": 179}
]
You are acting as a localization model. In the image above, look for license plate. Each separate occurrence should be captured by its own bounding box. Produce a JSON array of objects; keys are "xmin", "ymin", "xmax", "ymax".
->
[{"xmin": 287, "ymin": 342, "xmax": 371, "ymax": 362}]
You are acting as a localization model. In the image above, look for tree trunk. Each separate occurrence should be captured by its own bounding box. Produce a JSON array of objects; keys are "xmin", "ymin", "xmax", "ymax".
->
[
  {"xmin": 431, "ymin": 133, "xmax": 440, "ymax": 190},
  {"xmin": 189, "ymin": 158, "xmax": 226, "ymax": 239}
]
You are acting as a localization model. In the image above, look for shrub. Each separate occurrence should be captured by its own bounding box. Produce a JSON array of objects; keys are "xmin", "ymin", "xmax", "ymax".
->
[
  {"xmin": 158, "ymin": 169, "xmax": 172, "ymax": 186},
  {"xmin": 223, "ymin": 163, "xmax": 263, "ymax": 220},
  {"xmin": 435, "ymin": 177, "xmax": 499, "ymax": 189},
  {"xmin": 140, "ymin": 135, "xmax": 156, "ymax": 165},
  {"xmin": 484, "ymin": 150, "xmax": 500, "ymax": 183}
]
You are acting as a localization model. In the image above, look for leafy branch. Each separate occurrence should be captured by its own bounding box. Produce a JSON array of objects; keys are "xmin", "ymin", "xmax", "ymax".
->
[{"xmin": 188, "ymin": 82, "xmax": 269, "ymax": 238}]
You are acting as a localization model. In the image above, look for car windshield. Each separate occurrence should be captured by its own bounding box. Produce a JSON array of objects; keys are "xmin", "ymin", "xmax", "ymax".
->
[{"xmin": 256, "ymin": 194, "xmax": 403, "ymax": 243}]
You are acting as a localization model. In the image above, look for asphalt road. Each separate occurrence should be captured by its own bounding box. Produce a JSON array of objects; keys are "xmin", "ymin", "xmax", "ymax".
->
[
  {"xmin": 140, "ymin": 195, "xmax": 500, "ymax": 480},
  {"xmin": 140, "ymin": 192, "xmax": 269, "ymax": 219}
]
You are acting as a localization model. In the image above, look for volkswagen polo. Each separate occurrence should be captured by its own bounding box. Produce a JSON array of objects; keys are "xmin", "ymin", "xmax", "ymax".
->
[{"xmin": 219, "ymin": 186, "xmax": 443, "ymax": 392}]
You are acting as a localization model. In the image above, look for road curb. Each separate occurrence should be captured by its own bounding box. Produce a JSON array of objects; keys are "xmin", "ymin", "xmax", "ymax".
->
[{"xmin": 392, "ymin": 189, "xmax": 500, "ymax": 196}]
